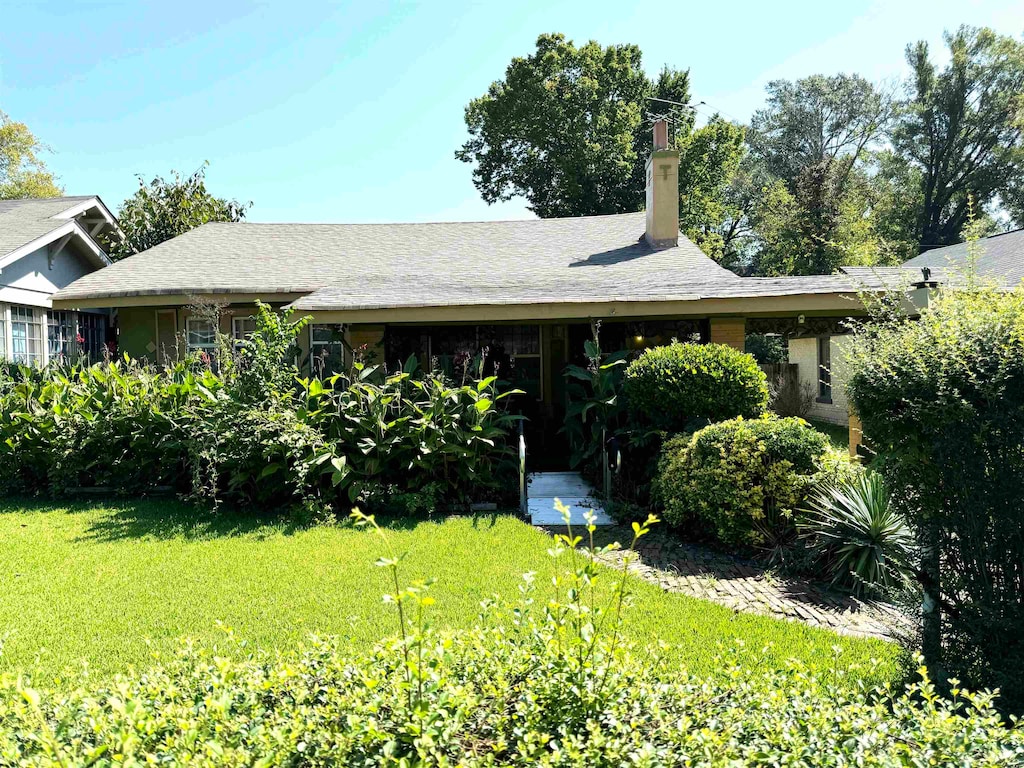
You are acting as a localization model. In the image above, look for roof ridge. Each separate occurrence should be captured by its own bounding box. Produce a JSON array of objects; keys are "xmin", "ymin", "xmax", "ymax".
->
[{"xmin": 200, "ymin": 211, "xmax": 646, "ymax": 227}]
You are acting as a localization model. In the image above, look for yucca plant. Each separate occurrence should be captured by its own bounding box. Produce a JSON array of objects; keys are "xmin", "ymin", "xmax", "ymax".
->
[{"xmin": 799, "ymin": 472, "xmax": 914, "ymax": 596}]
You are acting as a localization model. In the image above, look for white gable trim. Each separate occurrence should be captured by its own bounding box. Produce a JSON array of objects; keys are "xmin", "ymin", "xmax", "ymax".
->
[
  {"xmin": 51, "ymin": 196, "xmax": 124, "ymax": 246},
  {"xmin": 0, "ymin": 220, "xmax": 111, "ymax": 272}
]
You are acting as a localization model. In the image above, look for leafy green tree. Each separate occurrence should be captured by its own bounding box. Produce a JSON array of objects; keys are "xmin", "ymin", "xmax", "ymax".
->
[
  {"xmin": 890, "ymin": 26, "xmax": 1024, "ymax": 249},
  {"xmin": 746, "ymin": 75, "xmax": 894, "ymax": 274},
  {"xmin": 0, "ymin": 111, "xmax": 61, "ymax": 199},
  {"xmin": 457, "ymin": 33, "xmax": 744, "ymax": 245},
  {"xmin": 111, "ymin": 163, "xmax": 249, "ymax": 261}
]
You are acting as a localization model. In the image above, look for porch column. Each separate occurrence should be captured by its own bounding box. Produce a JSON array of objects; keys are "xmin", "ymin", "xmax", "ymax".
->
[
  {"xmin": 709, "ymin": 317, "xmax": 745, "ymax": 350},
  {"xmin": 849, "ymin": 412, "xmax": 864, "ymax": 459}
]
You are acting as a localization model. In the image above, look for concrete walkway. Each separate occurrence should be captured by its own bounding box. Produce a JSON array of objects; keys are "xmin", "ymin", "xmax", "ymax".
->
[
  {"xmin": 527, "ymin": 472, "xmax": 614, "ymax": 526},
  {"xmin": 540, "ymin": 524, "xmax": 908, "ymax": 641}
]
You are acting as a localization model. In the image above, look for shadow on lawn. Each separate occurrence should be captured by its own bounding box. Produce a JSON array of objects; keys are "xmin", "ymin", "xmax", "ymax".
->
[{"xmin": 0, "ymin": 495, "xmax": 509, "ymax": 543}]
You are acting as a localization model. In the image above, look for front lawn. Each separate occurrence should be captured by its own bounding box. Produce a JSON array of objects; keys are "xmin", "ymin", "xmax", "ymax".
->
[{"xmin": 0, "ymin": 499, "xmax": 900, "ymax": 688}]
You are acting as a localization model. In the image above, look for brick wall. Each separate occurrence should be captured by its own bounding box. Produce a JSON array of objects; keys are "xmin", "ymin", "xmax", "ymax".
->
[{"xmin": 709, "ymin": 317, "xmax": 745, "ymax": 350}]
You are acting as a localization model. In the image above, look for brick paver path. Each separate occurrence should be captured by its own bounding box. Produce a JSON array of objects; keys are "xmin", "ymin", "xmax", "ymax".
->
[{"xmin": 543, "ymin": 525, "xmax": 909, "ymax": 641}]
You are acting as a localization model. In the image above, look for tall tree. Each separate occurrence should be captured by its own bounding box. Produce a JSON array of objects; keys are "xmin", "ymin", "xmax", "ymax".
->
[
  {"xmin": 0, "ymin": 111, "xmax": 62, "ymax": 199},
  {"xmin": 456, "ymin": 33, "xmax": 744, "ymax": 241},
  {"xmin": 746, "ymin": 75, "xmax": 894, "ymax": 274},
  {"xmin": 111, "ymin": 164, "xmax": 249, "ymax": 261},
  {"xmin": 892, "ymin": 26, "xmax": 1024, "ymax": 250}
]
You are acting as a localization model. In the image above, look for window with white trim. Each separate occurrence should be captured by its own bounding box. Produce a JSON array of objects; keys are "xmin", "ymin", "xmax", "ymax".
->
[
  {"xmin": 186, "ymin": 318, "xmax": 218, "ymax": 354},
  {"xmin": 47, "ymin": 310, "xmax": 76, "ymax": 361},
  {"xmin": 232, "ymin": 315, "xmax": 256, "ymax": 342},
  {"xmin": 310, "ymin": 324, "xmax": 345, "ymax": 377},
  {"xmin": 10, "ymin": 306, "xmax": 43, "ymax": 365}
]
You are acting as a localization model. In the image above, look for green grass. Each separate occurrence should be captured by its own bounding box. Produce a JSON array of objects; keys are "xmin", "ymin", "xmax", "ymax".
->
[
  {"xmin": 810, "ymin": 418, "xmax": 851, "ymax": 452},
  {"xmin": 0, "ymin": 499, "xmax": 901, "ymax": 689}
]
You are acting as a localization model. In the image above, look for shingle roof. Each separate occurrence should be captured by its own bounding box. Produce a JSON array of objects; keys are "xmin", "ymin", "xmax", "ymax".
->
[
  {"xmin": 903, "ymin": 229, "xmax": 1024, "ymax": 286},
  {"xmin": 54, "ymin": 212, "xmax": 758, "ymax": 306},
  {"xmin": 0, "ymin": 196, "xmax": 96, "ymax": 259}
]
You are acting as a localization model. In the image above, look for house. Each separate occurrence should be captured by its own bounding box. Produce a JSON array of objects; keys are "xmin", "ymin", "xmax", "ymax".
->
[
  {"xmin": 52, "ymin": 124, "xmax": 866, "ymax": 460},
  {"xmin": 0, "ymin": 196, "xmax": 119, "ymax": 364}
]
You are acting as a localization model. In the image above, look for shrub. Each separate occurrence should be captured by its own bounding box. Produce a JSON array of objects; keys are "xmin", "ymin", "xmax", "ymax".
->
[
  {"xmin": 0, "ymin": 506, "xmax": 1020, "ymax": 766},
  {"xmin": 768, "ymin": 371, "xmax": 816, "ymax": 418},
  {"xmin": 799, "ymin": 472, "xmax": 915, "ymax": 595},
  {"xmin": 745, "ymin": 332, "xmax": 787, "ymax": 363},
  {"xmin": 623, "ymin": 342, "xmax": 768, "ymax": 432},
  {"xmin": 0, "ymin": 314, "xmax": 520, "ymax": 515},
  {"xmin": 653, "ymin": 416, "xmax": 845, "ymax": 548},
  {"xmin": 846, "ymin": 284, "xmax": 1024, "ymax": 708}
]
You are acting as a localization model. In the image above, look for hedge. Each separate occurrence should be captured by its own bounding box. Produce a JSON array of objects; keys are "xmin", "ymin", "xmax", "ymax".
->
[{"xmin": 623, "ymin": 342, "xmax": 768, "ymax": 432}]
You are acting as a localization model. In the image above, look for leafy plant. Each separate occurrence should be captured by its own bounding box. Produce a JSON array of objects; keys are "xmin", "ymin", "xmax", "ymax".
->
[
  {"xmin": 562, "ymin": 321, "xmax": 628, "ymax": 470},
  {"xmin": 768, "ymin": 371, "xmax": 816, "ymax": 418},
  {"xmin": 653, "ymin": 416, "xmax": 851, "ymax": 548},
  {"xmin": 623, "ymin": 341, "xmax": 768, "ymax": 432},
  {"xmin": 847, "ymin": 280, "xmax": 1024, "ymax": 705},
  {"xmin": 799, "ymin": 472, "xmax": 914, "ymax": 595}
]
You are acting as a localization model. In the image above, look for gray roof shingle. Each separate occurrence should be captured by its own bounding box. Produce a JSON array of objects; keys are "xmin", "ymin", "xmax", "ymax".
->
[
  {"xmin": 55, "ymin": 212, "xmax": 762, "ymax": 307},
  {"xmin": 0, "ymin": 196, "xmax": 96, "ymax": 259},
  {"xmin": 903, "ymin": 229, "xmax": 1024, "ymax": 286}
]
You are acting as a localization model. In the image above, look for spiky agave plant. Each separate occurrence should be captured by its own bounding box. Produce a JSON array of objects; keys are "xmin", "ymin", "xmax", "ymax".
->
[{"xmin": 799, "ymin": 472, "xmax": 914, "ymax": 596}]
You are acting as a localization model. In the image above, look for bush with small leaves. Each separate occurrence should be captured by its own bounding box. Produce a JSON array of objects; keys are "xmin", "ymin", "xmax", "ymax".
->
[
  {"xmin": 653, "ymin": 416, "xmax": 852, "ymax": 548},
  {"xmin": 623, "ymin": 342, "xmax": 768, "ymax": 432}
]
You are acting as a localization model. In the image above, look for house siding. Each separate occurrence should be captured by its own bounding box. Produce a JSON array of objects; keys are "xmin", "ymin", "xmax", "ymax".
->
[{"xmin": 789, "ymin": 335, "xmax": 850, "ymax": 425}]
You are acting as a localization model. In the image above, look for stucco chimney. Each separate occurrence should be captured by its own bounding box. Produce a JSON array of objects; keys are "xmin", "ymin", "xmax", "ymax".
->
[{"xmin": 645, "ymin": 119, "xmax": 679, "ymax": 248}]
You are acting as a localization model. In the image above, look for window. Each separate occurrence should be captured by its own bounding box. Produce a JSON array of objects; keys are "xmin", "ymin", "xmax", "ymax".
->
[
  {"xmin": 0, "ymin": 305, "xmax": 6, "ymax": 361},
  {"xmin": 47, "ymin": 310, "xmax": 76, "ymax": 361},
  {"xmin": 232, "ymin": 315, "xmax": 257, "ymax": 342},
  {"xmin": 10, "ymin": 306, "xmax": 43, "ymax": 365},
  {"xmin": 817, "ymin": 336, "xmax": 832, "ymax": 403},
  {"xmin": 186, "ymin": 318, "xmax": 218, "ymax": 354},
  {"xmin": 78, "ymin": 313, "xmax": 108, "ymax": 360},
  {"xmin": 311, "ymin": 324, "xmax": 345, "ymax": 376}
]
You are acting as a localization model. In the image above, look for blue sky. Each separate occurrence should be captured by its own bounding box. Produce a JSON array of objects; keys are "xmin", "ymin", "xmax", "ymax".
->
[{"xmin": 1, "ymin": 0, "xmax": 1021, "ymax": 223}]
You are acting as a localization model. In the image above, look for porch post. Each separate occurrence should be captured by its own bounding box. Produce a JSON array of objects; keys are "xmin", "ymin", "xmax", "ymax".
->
[{"xmin": 709, "ymin": 317, "xmax": 746, "ymax": 351}]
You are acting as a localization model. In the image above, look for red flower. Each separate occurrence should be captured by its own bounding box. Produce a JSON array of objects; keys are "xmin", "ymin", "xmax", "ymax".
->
[{"xmin": 76, "ymin": 333, "xmax": 85, "ymax": 345}]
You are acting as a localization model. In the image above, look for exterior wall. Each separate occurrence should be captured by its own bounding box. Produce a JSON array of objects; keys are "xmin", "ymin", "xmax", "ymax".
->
[
  {"xmin": 117, "ymin": 307, "xmax": 159, "ymax": 361},
  {"xmin": 347, "ymin": 324, "xmax": 385, "ymax": 364},
  {"xmin": 709, "ymin": 317, "xmax": 745, "ymax": 350},
  {"xmin": 0, "ymin": 244, "xmax": 108, "ymax": 364},
  {"xmin": 790, "ymin": 335, "xmax": 850, "ymax": 425},
  {"xmin": 0, "ymin": 244, "xmax": 95, "ymax": 309}
]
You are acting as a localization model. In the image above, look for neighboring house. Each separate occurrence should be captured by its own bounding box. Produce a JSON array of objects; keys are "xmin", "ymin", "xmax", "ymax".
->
[
  {"xmin": 52, "ymin": 125, "xmax": 865, "ymax": 460},
  {"xmin": 0, "ymin": 196, "xmax": 119, "ymax": 364}
]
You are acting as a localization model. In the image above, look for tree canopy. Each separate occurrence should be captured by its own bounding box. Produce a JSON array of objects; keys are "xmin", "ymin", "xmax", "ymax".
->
[
  {"xmin": 459, "ymin": 27, "xmax": 1024, "ymax": 277},
  {"xmin": 456, "ymin": 32, "xmax": 745, "ymax": 251},
  {"xmin": 891, "ymin": 26, "xmax": 1024, "ymax": 249},
  {"xmin": 0, "ymin": 111, "xmax": 62, "ymax": 199},
  {"xmin": 111, "ymin": 164, "xmax": 249, "ymax": 261}
]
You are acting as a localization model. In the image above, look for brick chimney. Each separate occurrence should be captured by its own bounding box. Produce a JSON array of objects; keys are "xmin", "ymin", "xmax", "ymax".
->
[{"xmin": 644, "ymin": 119, "xmax": 679, "ymax": 248}]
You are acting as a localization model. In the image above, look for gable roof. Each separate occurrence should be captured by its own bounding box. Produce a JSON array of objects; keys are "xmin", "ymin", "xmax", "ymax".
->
[
  {"xmin": 0, "ymin": 196, "xmax": 115, "ymax": 269},
  {"xmin": 903, "ymin": 228, "xmax": 1024, "ymax": 286},
  {"xmin": 53, "ymin": 212, "xmax": 757, "ymax": 307}
]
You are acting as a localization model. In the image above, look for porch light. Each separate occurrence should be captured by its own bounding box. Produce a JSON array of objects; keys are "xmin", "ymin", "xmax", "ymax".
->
[{"xmin": 634, "ymin": 335, "xmax": 644, "ymax": 344}]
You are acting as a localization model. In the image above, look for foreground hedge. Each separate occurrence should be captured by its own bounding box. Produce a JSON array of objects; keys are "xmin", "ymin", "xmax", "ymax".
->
[
  {"xmin": 846, "ymin": 285, "xmax": 1024, "ymax": 711},
  {"xmin": 1, "ymin": 632, "xmax": 1019, "ymax": 766}
]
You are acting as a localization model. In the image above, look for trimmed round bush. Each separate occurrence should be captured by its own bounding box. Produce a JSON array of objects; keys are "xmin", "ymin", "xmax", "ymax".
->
[
  {"xmin": 653, "ymin": 416, "xmax": 849, "ymax": 547},
  {"xmin": 623, "ymin": 342, "xmax": 768, "ymax": 431}
]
